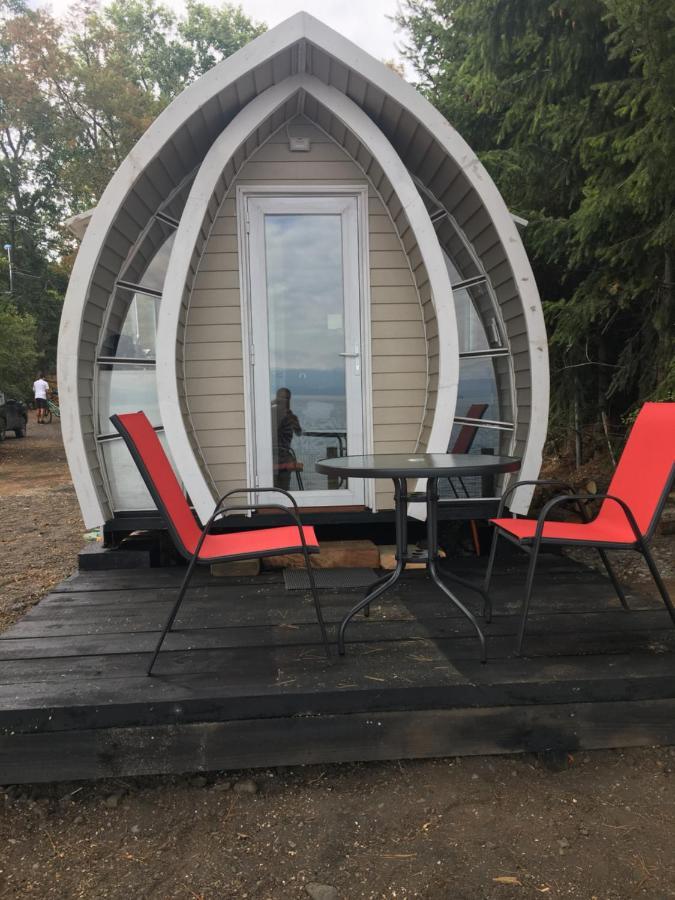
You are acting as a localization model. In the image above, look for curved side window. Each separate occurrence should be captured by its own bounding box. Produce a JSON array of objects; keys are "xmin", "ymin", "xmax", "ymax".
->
[
  {"xmin": 96, "ymin": 363, "xmax": 161, "ymax": 437},
  {"xmin": 94, "ymin": 228, "xmax": 177, "ymax": 511},
  {"xmin": 100, "ymin": 231, "xmax": 176, "ymax": 360},
  {"xmin": 423, "ymin": 189, "xmax": 517, "ymax": 500}
]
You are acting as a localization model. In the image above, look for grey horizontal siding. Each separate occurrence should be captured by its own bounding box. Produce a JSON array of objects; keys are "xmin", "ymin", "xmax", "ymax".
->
[{"xmin": 183, "ymin": 114, "xmax": 430, "ymax": 511}]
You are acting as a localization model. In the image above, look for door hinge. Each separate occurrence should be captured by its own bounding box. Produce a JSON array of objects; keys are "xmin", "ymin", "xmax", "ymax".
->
[{"xmin": 249, "ymin": 344, "xmax": 255, "ymax": 365}]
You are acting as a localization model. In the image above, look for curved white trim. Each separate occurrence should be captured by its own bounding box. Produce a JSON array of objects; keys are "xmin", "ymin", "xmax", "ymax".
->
[
  {"xmin": 59, "ymin": 11, "xmax": 547, "ymax": 526},
  {"xmin": 57, "ymin": 16, "xmax": 336, "ymax": 529},
  {"xmin": 298, "ymin": 13, "xmax": 548, "ymax": 512},
  {"xmin": 157, "ymin": 73, "xmax": 458, "ymax": 522}
]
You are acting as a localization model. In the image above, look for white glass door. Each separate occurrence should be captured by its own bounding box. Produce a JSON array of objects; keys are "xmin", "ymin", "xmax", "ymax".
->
[{"xmin": 245, "ymin": 193, "xmax": 366, "ymax": 507}]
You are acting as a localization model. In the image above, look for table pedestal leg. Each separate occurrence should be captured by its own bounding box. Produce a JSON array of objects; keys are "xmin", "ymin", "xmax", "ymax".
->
[
  {"xmin": 426, "ymin": 478, "xmax": 487, "ymax": 663},
  {"xmin": 361, "ymin": 570, "xmax": 394, "ymax": 618},
  {"xmin": 432, "ymin": 563, "xmax": 491, "ymax": 611},
  {"xmin": 338, "ymin": 477, "xmax": 487, "ymax": 662},
  {"xmin": 338, "ymin": 478, "xmax": 407, "ymax": 655}
]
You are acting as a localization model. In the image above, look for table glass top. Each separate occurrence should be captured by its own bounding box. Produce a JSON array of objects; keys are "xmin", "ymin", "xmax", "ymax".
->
[{"xmin": 315, "ymin": 453, "xmax": 520, "ymax": 478}]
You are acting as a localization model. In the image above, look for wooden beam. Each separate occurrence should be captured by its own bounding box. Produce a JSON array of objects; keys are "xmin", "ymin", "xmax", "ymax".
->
[{"xmin": 3, "ymin": 700, "xmax": 675, "ymax": 784}]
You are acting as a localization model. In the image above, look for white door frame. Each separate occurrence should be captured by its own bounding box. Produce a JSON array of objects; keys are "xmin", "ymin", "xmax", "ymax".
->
[{"xmin": 237, "ymin": 184, "xmax": 374, "ymax": 508}]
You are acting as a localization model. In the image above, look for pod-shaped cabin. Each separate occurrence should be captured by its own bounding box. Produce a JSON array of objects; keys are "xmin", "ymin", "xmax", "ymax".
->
[{"xmin": 58, "ymin": 13, "xmax": 549, "ymax": 535}]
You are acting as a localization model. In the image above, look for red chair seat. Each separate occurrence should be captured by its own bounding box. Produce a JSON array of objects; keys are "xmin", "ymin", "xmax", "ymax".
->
[
  {"xmin": 491, "ymin": 516, "xmax": 636, "ymax": 546},
  {"xmin": 199, "ymin": 524, "xmax": 318, "ymax": 561},
  {"xmin": 485, "ymin": 403, "xmax": 675, "ymax": 655},
  {"xmin": 110, "ymin": 410, "xmax": 331, "ymax": 673}
]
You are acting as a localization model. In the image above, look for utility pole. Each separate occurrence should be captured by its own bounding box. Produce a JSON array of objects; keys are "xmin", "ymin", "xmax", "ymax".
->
[
  {"xmin": 3, "ymin": 243, "xmax": 12, "ymax": 295},
  {"xmin": 2, "ymin": 212, "xmax": 17, "ymax": 295}
]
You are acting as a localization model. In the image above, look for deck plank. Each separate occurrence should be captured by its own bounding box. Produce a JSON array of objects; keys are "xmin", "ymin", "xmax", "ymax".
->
[
  {"xmin": 1, "ymin": 555, "xmax": 673, "ymax": 782},
  {"xmin": 3, "ymin": 700, "xmax": 675, "ymax": 784},
  {"xmin": 0, "ymin": 608, "xmax": 671, "ymax": 660}
]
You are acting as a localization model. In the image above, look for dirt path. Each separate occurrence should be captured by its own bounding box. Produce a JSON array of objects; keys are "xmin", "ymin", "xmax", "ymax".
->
[
  {"xmin": 0, "ymin": 414, "xmax": 84, "ymax": 631},
  {"xmin": 1, "ymin": 422, "xmax": 674, "ymax": 898}
]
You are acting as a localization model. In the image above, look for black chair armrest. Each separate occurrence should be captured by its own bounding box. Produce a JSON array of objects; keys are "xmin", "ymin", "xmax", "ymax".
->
[
  {"xmin": 533, "ymin": 493, "xmax": 642, "ymax": 543},
  {"xmin": 215, "ymin": 486, "xmax": 299, "ymax": 511},
  {"xmin": 497, "ymin": 479, "xmax": 577, "ymax": 518},
  {"xmin": 191, "ymin": 492, "xmax": 300, "ymax": 567},
  {"xmin": 212, "ymin": 502, "xmax": 316, "ymax": 555}
]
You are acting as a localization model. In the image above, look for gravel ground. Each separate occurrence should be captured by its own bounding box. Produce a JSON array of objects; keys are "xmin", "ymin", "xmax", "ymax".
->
[
  {"xmin": 0, "ymin": 416, "xmax": 84, "ymax": 631},
  {"xmin": 0, "ymin": 418, "xmax": 674, "ymax": 898},
  {"xmin": 2, "ymin": 751, "xmax": 675, "ymax": 899}
]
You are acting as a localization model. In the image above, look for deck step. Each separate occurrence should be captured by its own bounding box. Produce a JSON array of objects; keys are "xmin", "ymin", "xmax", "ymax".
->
[{"xmin": 78, "ymin": 543, "xmax": 151, "ymax": 571}]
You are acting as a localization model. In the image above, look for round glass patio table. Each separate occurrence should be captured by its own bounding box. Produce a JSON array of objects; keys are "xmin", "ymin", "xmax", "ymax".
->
[{"xmin": 315, "ymin": 453, "xmax": 521, "ymax": 661}]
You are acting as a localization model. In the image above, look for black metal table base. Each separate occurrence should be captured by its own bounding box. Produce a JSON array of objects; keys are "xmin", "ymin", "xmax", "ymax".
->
[{"xmin": 337, "ymin": 478, "xmax": 488, "ymax": 662}]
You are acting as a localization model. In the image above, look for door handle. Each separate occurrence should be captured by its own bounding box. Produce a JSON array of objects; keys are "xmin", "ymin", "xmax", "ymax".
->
[
  {"xmin": 339, "ymin": 345, "xmax": 361, "ymax": 374},
  {"xmin": 339, "ymin": 343, "xmax": 360, "ymax": 358}
]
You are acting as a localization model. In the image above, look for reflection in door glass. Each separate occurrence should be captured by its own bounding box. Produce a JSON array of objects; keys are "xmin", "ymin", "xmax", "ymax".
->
[{"xmin": 264, "ymin": 214, "xmax": 348, "ymax": 492}]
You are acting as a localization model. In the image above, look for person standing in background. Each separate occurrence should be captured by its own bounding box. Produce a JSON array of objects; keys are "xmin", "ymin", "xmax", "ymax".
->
[
  {"xmin": 271, "ymin": 387, "xmax": 302, "ymax": 489},
  {"xmin": 33, "ymin": 373, "xmax": 50, "ymax": 424}
]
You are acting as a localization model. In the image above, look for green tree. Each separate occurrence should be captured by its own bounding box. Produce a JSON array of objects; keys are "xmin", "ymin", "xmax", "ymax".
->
[
  {"xmin": 0, "ymin": 4, "xmax": 69, "ymax": 370},
  {"xmin": 0, "ymin": 0, "xmax": 265, "ymax": 380},
  {"xmin": 566, "ymin": 0, "xmax": 675, "ymax": 402},
  {"xmin": 397, "ymin": 0, "xmax": 675, "ymax": 443},
  {"xmin": 0, "ymin": 300, "xmax": 37, "ymax": 398}
]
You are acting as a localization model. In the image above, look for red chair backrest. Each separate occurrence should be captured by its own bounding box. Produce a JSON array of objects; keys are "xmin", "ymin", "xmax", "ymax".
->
[
  {"xmin": 452, "ymin": 403, "xmax": 489, "ymax": 453},
  {"xmin": 111, "ymin": 411, "xmax": 202, "ymax": 556},
  {"xmin": 600, "ymin": 402, "xmax": 675, "ymax": 537}
]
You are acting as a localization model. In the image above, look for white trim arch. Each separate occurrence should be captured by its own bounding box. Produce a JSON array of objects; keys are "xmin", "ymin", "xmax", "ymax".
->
[
  {"xmin": 58, "ymin": 11, "xmax": 548, "ymax": 527},
  {"xmin": 157, "ymin": 73, "xmax": 458, "ymax": 523}
]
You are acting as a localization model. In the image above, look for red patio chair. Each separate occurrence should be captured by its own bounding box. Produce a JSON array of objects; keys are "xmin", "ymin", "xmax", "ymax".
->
[
  {"xmin": 446, "ymin": 402, "xmax": 489, "ymax": 555},
  {"xmin": 483, "ymin": 402, "xmax": 675, "ymax": 654},
  {"xmin": 111, "ymin": 412, "xmax": 331, "ymax": 674}
]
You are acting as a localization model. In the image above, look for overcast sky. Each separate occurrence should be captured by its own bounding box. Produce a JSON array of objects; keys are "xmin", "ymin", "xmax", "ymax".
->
[{"xmin": 44, "ymin": 0, "xmax": 410, "ymax": 73}]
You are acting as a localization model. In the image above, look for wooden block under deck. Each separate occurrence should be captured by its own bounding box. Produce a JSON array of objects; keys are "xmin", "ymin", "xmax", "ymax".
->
[
  {"xmin": 379, "ymin": 544, "xmax": 446, "ymax": 570},
  {"xmin": 210, "ymin": 559, "xmax": 261, "ymax": 577},
  {"xmin": 264, "ymin": 539, "xmax": 379, "ymax": 569}
]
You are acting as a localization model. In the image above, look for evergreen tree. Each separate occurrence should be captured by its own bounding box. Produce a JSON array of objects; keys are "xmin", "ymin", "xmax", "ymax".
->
[{"xmin": 397, "ymin": 0, "xmax": 675, "ymax": 445}]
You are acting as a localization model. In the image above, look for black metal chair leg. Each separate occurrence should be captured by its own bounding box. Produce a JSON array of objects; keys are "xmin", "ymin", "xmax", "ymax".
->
[
  {"xmin": 640, "ymin": 543, "xmax": 675, "ymax": 626},
  {"xmin": 482, "ymin": 528, "xmax": 501, "ymax": 623},
  {"xmin": 516, "ymin": 539, "xmax": 541, "ymax": 656},
  {"xmin": 148, "ymin": 554, "xmax": 199, "ymax": 675},
  {"xmin": 597, "ymin": 548, "xmax": 630, "ymax": 610},
  {"xmin": 301, "ymin": 545, "xmax": 331, "ymax": 659}
]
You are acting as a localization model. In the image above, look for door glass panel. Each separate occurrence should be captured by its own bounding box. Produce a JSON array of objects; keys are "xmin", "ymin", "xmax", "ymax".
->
[{"xmin": 264, "ymin": 213, "xmax": 348, "ymax": 492}]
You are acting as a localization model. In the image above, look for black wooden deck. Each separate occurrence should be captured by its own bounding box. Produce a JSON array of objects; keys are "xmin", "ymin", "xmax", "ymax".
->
[{"xmin": 1, "ymin": 553, "xmax": 675, "ymax": 783}]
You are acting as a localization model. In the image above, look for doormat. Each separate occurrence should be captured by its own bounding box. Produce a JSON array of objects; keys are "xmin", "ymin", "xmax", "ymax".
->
[{"xmin": 283, "ymin": 567, "xmax": 378, "ymax": 591}]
